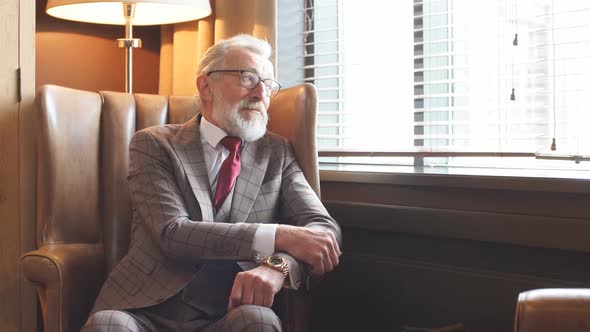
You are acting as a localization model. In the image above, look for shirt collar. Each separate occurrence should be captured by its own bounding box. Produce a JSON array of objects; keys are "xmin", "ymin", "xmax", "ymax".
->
[{"xmin": 200, "ymin": 116, "xmax": 230, "ymax": 149}]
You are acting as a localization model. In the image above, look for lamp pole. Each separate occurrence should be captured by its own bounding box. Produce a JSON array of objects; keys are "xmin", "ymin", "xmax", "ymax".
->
[{"xmin": 117, "ymin": 3, "xmax": 142, "ymax": 93}]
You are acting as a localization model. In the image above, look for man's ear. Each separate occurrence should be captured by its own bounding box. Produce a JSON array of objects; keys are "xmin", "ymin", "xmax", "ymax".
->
[{"xmin": 197, "ymin": 76, "xmax": 212, "ymax": 101}]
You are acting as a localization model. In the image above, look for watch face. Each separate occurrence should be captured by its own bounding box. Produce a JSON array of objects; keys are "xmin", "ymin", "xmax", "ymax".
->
[{"xmin": 268, "ymin": 256, "xmax": 284, "ymax": 266}]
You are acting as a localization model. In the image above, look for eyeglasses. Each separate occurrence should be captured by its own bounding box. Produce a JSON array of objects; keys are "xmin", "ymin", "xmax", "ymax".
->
[{"xmin": 207, "ymin": 70, "xmax": 282, "ymax": 97}]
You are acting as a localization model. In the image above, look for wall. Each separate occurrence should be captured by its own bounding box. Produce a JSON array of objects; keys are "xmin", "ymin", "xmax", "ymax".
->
[
  {"xmin": 0, "ymin": 1, "xmax": 37, "ymax": 331},
  {"xmin": 312, "ymin": 171, "xmax": 590, "ymax": 332},
  {"xmin": 36, "ymin": 0, "xmax": 160, "ymax": 93}
]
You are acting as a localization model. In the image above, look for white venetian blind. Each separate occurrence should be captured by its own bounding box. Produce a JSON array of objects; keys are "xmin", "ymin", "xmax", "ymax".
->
[
  {"xmin": 277, "ymin": 0, "xmax": 305, "ymax": 88},
  {"xmin": 301, "ymin": 0, "xmax": 416, "ymax": 150},
  {"xmin": 277, "ymin": 0, "xmax": 590, "ymax": 169},
  {"xmin": 302, "ymin": 0, "xmax": 346, "ymax": 148},
  {"xmin": 278, "ymin": 0, "xmax": 347, "ymax": 148}
]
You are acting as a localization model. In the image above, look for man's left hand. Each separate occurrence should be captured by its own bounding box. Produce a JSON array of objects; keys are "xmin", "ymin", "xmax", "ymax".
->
[{"xmin": 227, "ymin": 265, "xmax": 286, "ymax": 311}]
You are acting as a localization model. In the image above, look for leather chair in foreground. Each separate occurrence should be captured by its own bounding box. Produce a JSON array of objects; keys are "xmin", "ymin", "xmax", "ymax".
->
[
  {"xmin": 20, "ymin": 83, "xmax": 319, "ymax": 332},
  {"xmin": 514, "ymin": 288, "xmax": 590, "ymax": 331}
]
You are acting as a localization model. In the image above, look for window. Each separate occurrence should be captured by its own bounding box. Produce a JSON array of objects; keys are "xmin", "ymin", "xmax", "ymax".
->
[{"xmin": 277, "ymin": 0, "xmax": 590, "ymax": 172}]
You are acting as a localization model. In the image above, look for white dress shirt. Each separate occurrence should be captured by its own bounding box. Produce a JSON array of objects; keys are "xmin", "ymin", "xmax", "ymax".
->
[{"xmin": 199, "ymin": 117, "xmax": 301, "ymax": 289}]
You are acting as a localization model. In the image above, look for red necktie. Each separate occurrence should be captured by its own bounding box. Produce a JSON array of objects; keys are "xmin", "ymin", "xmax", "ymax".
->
[{"xmin": 213, "ymin": 136, "xmax": 242, "ymax": 210}]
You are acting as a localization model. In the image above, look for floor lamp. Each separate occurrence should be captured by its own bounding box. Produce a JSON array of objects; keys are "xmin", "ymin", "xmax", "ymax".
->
[{"xmin": 46, "ymin": 0, "xmax": 212, "ymax": 93}]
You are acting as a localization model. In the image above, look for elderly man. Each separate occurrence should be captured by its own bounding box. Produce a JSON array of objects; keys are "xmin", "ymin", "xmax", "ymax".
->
[{"xmin": 82, "ymin": 34, "xmax": 342, "ymax": 332}]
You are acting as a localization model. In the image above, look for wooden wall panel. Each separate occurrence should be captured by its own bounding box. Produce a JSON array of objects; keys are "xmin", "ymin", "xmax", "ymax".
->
[
  {"xmin": 19, "ymin": 0, "xmax": 38, "ymax": 330},
  {"xmin": 325, "ymin": 201, "xmax": 590, "ymax": 253},
  {"xmin": 312, "ymin": 253, "xmax": 587, "ymax": 332},
  {"xmin": 0, "ymin": 1, "xmax": 23, "ymax": 330},
  {"xmin": 322, "ymin": 180, "xmax": 590, "ymax": 219},
  {"xmin": 311, "ymin": 175, "xmax": 590, "ymax": 332},
  {"xmin": 0, "ymin": 1, "xmax": 36, "ymax": 331}
]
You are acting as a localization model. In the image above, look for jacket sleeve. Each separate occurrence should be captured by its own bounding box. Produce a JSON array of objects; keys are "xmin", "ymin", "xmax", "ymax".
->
[
  {"xmin": 278, "ymin": 140, "xmax": 342, "ymax": 244},
  {"xmin": 277, "ymin": 140, "xmax": 343, "ymax": 290}
]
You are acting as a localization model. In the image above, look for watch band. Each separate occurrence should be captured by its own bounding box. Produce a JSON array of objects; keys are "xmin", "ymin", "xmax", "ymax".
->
[{"xmin": 263, "ymin": 255, "xmax": 289, "ymax": 276}]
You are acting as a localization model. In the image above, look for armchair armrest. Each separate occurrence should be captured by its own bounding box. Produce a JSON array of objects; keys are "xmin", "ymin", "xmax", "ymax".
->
[
  {"xmin": 514, "ymin": 288, "xmax": 590, "ymax": 332},
  {"xmin": 20, "ymin": 243, "xmax": 105, "ymax": 332},
  {"xmin": 281, "ymin": 289, "xmax": 312, "ymax": 332},
  {"xmin": 274, "ymin": 288, "xmax": 312, "ymax": 332}
]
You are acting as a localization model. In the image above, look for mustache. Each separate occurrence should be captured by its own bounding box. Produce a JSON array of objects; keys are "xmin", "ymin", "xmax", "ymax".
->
[{"xmin": 238, "ymin": 99, "xmax": 267, "ymax": 113}]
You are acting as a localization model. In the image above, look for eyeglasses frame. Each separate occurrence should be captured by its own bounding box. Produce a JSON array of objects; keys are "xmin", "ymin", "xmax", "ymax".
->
[{"xmin": 206, "ymin": 69, "xmax": 282, "ymax": 97}]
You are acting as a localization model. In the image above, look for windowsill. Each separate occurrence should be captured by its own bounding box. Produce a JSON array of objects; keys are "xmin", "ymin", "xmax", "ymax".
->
[{"xmin": 319, "ymin": 163, "xmax": 590, "ymax": 194}]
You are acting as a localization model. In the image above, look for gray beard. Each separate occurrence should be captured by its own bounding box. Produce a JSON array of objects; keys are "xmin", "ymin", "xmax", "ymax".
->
[{"xmin": 212, "ymin": 92, "xmax": 268, "ymax": 142}]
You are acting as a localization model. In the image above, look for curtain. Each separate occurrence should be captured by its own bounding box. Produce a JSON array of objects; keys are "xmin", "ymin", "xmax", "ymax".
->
[{"xmin": 159, "ymin": 0, "xmax": 277, "ymax": 96}]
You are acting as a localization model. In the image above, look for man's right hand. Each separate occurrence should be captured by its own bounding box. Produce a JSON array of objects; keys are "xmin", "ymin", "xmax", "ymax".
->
[{"xmin": 275, "ymin": 225, "xmax": 341, "ymax": 275}]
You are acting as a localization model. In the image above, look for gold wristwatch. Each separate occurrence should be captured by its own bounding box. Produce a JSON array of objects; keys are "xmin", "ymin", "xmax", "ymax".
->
[{"xmin": 263, "ymin": 255, "xmax": 289, "ymax": 276}]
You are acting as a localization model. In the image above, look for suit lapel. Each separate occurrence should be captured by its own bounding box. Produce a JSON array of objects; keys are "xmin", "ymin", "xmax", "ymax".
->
[
  {"xmin": 171, "ymin": 115, "xmax": 215, "ymax": 222},
  {"xmin": 230, "ymin": 136, "xmax": 270, "ymax": 223}
]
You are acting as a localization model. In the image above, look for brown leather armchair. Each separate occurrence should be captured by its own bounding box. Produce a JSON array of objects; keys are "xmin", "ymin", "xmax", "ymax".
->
[
  {"xmin": 514, "ymin": 288, "xmax": 590, "ymax": 332},
  {"xmin": 20, "ymin": 83, "xmax": 319, "ymax": 332}
]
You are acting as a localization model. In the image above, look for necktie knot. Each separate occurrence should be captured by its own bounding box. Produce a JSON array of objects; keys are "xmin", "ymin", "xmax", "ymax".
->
[{"xmin": 220, "ymin": 136, "xmax": 241, "ymax": 153}]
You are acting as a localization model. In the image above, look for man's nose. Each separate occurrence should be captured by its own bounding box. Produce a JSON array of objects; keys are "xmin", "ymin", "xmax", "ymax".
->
[{"xmin": 248, "ymin": 81, "xmax": 268, "ymax": 100}]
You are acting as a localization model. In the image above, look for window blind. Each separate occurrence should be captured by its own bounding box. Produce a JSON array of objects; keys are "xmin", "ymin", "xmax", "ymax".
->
[
  {"xmin": 278, "ymin": 0, "xmax": 346, "ymax": 148},
  {"xmin": 277, "ymin": 0, "xmax": 590, "ymax": 168}
]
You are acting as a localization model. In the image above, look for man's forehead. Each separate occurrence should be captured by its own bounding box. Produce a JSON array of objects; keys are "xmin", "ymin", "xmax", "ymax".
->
[{"xmin": 225, "ymin": 47, "xmax": 274, "ymax": 77}]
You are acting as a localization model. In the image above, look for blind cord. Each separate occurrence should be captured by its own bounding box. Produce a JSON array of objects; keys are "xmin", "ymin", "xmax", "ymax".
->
[
  {"xmin": 551, "ymin": 0, "xmax": 557, "ymax": 150},
  {"xmin": 511, "ymin": 0, "xmax": 518, "ymax": 101}
]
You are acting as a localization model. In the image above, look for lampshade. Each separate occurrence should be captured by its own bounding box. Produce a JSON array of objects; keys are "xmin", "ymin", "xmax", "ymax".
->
[{"xmin": 46, "ymin": 0, "xmax": 212, "ymax": 26}]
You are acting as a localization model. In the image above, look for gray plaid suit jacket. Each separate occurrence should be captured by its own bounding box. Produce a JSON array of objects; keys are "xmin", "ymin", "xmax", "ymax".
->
[{"xmin": 90, "ymin": 115, "xmax": 341, "ymax": 315}]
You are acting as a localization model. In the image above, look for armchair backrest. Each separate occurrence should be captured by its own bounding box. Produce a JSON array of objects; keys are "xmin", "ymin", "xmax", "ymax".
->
[{"xmin": 35, "ymin": 83, "xmax": 319, "ymax": 273}]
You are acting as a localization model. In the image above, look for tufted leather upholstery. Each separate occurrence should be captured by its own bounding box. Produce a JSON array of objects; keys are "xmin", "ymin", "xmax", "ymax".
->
[
  {"xmin": 20, "ymin": 83, "xmax": 319, "ymax": 332},
  {"xmin": 514, "ymin": 288, "xmax": 590, "ymax": 332}
]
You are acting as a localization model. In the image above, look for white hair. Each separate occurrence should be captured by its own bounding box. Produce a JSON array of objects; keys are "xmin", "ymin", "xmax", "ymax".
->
[{"xmin": 197, "ymin": 34, "xmax": 273, "ymax": 76}]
